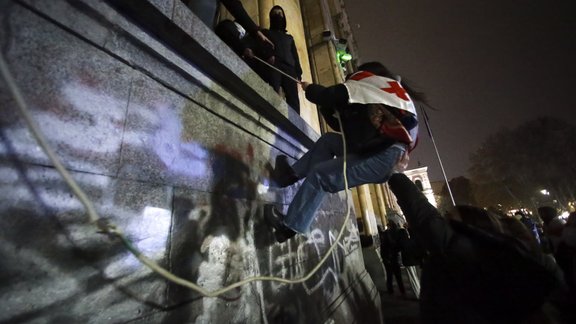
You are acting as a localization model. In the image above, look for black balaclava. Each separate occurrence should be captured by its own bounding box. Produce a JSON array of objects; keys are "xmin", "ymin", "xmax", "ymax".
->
[{"xmin": 269, "ymin": 5, "xmax": 287, "ymax": 31}]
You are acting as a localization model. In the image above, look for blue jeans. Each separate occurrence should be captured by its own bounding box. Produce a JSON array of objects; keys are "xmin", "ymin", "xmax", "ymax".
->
[{"xmin": 283, "ymin": 132, "xmax": 405, "ymax": 233}]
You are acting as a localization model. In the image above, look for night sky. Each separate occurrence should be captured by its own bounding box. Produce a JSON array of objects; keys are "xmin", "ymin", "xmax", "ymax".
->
[{"xmin": 343, "ymin": 0, "xmax": 576, "ymax": 182}]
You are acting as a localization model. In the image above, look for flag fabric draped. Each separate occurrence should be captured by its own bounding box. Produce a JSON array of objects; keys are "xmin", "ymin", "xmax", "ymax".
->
[
  {"xmin": 344, "ymin": 71, "xmax": 417, "ymax": 116},
  {"xmin": 343, "ymin": 71, "xmax": 419, "ymax": 150}
]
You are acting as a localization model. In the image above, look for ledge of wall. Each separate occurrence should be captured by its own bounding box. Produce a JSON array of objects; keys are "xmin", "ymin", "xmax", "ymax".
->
[{"xmin": 106, "ymin": 0, "xmax": 319, "ymax": 149}]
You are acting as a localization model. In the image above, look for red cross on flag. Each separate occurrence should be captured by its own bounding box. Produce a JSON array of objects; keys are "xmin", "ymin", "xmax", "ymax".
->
[{"xmin": 344, "ymin": 71, "xmax": 417, "ymax": 116}]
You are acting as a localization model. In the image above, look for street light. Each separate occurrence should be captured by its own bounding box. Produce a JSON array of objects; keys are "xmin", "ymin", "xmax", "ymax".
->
[
  {"xmin": 337, "ymin": 49, "xmax": 352, "ymax": 63},
  {"xmin": 540, "ymin": 189, "xmax": 550, "ymax": 196},
  {"xmin": 322, "ymin": 31, "xmax": 353, "ymax": 67}
]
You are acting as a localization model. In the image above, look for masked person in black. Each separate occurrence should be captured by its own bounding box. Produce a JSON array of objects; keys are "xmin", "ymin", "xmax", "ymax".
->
[
  {"xmin": 380, "ymin": 221, "xmax": 407, "ymax": 297},
  {"xmin": 207, "ymin": 4, "xmax": 301, "ymax": 113},
  {"xmin": 260, "ymin": 5, "xmax": 302, "ymax": 113}
]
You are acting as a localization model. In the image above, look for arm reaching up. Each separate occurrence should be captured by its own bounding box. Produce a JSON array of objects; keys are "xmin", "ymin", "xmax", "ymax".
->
[{"xmin": 388, "ymin": 173, "xmax": 455, "ymax": 255}]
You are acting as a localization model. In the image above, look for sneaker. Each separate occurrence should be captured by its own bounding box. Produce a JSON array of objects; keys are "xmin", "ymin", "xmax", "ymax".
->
[
  {"xmin": 263, "ymin": 204, "xmax": 296, "ymax": 243},
  {"xmin": 270, "ymin": 155, "xmax": 298, "ymax": 188}
]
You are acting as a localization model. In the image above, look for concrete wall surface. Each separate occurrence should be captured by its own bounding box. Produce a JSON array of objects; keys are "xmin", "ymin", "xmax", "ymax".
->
[{"xmin": 0, "ymin": 0, "xmax": 383, "ymax": 323}]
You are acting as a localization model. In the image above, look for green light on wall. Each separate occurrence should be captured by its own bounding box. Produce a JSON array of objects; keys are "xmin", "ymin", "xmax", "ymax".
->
[{"xmin": 337, "ymin": 50, "xmax": 352, "ymax": 63}]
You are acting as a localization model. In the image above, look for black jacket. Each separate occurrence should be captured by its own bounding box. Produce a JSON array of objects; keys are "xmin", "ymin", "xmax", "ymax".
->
[
  {"xmin": 380, "ymin": 228, "xmax": 406, "ymax": 264},
  {"xmin": 388, "ymin": 173, "xmax": 564, "ymax": 323},
  {"xmin": 259, "ymin": 6, "xmax": 302, "ymax": 77},
  {"xmin": 304, "ymin": 83, "xmax": 396, "ymax": 155},
  {"xmin": 262, "ymin": 29, "xmax": 302, "ymax": 76}
]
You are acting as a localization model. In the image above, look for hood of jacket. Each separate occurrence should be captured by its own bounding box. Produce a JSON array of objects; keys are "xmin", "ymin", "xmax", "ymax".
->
[{"xmin": 269, "ymin": 5, "xmax": 287, "ymax": 31}]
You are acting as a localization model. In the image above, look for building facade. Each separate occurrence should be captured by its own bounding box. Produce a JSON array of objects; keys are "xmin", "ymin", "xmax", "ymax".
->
[{"xmin": 404, "ymin": 167, "xmax": 438, "ymax": 208}]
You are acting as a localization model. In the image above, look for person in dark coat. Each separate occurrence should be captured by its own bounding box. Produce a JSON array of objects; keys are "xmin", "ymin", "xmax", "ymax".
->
[
  {"xmin": 388, "ymin": 173, "xmax": 565, "ymax": 323},
  {"xmin": 514, "ymin": 210, "xmax": 541, "ymax": 244},
  {"xmin": 187, "ymin": 0, "xmax": 274, "ymax": 56},
  {"xmin": 261, "ymin": 5, "xmax": 302, "ymax": 113},
  {"xmin": 539, "ymin": 206, "xmax": 566, "ymax": 256},
  {"xmin": 557, "ymin": 212, "xmax": 576, "ymax": 292},
  {"xmin": 380, "ymin": 221, "xmax": 407, "ymax": 296},
  {"xmin": 186, "ymin": 0, "xmax": 271, "ymax": 44},
  {"xmin": 211, "ymin": 5, "xmax": 301, "ymax": 113}
]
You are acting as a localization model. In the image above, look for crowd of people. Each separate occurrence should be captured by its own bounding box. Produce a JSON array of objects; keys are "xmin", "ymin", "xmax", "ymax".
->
[
  {"xmin": 188, "ymin": 2, "xmax": 576, "ymax": 322},
  {"xmin": 381, "ymin": 177, "xmax": 576, "ymax": 322}
]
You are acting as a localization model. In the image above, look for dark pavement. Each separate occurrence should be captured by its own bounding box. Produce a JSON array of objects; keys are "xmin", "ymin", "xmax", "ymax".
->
[{"xmin": 379, "ymin": 283, "xmax": 421, "ymax": 324}]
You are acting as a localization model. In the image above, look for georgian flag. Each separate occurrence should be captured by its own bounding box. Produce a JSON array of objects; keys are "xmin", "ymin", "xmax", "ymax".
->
[
  {"xmin": 344, "ymin": 70, "xmax": 419, "ymax": 150},
  {"xmin": 343, "ymin": 71, "xmax": 417, "ymax": 117}
]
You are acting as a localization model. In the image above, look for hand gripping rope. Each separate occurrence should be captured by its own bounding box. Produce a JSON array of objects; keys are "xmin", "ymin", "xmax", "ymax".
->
[{"xmin": 0, "ymin": 51, "xmax": 353, "ymax": 297}]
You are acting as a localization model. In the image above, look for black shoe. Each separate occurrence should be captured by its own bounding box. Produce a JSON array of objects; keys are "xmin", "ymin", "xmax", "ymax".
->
[
  {"xmin": 264, "ymin": 204, "xmax": 296, "ymax": 243},
  {"xmin": 270, "ymin": 155, "xmax": 298, "ymax": 188}
]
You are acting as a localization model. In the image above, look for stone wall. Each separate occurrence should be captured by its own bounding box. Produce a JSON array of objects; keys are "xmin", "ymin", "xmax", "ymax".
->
[{"xmin": 0, "ymin": 0, "xmax": 382, "ymax": 322}]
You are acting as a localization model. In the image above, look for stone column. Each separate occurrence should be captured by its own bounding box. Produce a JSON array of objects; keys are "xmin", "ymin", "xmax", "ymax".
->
[
  {"xmin": 258, "ymin": 0, "xmax": 269, "ymax": 25},
  {"xmin": 374, "ymin": 184, "xmax": 388, "ymax": 227},
  {"xmin": 357, "ymin": 184, "xmax": 378, "ymax": 236}
]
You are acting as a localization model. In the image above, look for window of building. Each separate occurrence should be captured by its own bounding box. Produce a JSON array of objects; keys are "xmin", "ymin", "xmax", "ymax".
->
[{"xmin": 415, "ymin": 180, "xmax": 424, "ymax": 191}]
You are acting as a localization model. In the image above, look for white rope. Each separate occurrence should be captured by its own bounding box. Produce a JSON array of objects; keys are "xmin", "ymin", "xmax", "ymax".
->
[{"xmin": 253, "ymin": 56, "xmax": 301, "ymax": 84}]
